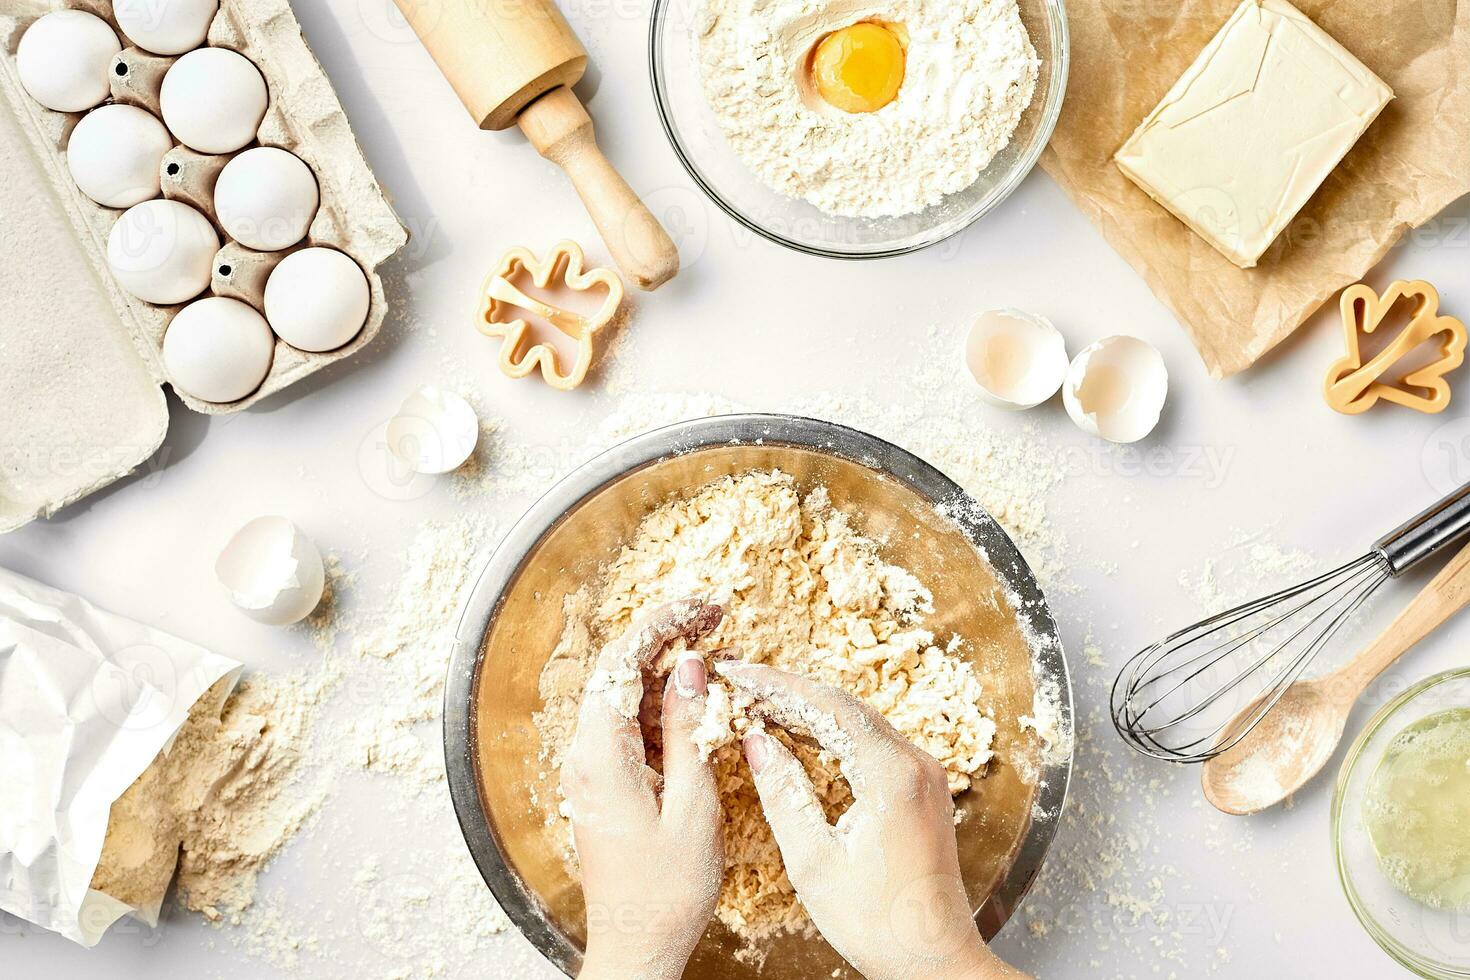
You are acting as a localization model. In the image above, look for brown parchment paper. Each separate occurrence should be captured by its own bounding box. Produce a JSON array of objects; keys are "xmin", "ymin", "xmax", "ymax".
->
[{"xmin": 1040, "ymin": 0, "xmax": 1470, "ymax": 378}]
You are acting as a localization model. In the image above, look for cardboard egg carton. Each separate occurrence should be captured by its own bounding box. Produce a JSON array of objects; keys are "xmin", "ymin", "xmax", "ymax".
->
[{"xmin": 0, "ymin": 0, "xmax": 407, "ymax": 532}]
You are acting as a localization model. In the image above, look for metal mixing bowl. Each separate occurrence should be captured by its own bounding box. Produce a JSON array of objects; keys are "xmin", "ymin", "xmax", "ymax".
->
[
  {"xmin": 648, "ymin": 0, "xmax": 1069, "ymax": 258},
  {"xmin": 445, "ymin": 415, "xmax": 1073, "ymax": 978}
]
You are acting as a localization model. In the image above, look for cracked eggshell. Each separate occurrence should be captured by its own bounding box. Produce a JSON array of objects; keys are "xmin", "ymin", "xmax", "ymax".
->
[
  {"xmin": 160, "ymin": 47, "xmax": 268, "ymax": 154},
  {"xmin": 215, "ymin": 516, "xmax": 325, "ymax": 626},
  {"xmin": 16, "ymin": 10, "xmax": 120, "ymax": 113},
  {"xmin": 68, "ymin": 104, "xmax": 174, "ymax": 208},
  {"xmin": 115, "ymin": 0, "xmax": 220, "ymax": 55},
  {"xmin": 963, "ymin": 309, "xmax": 1068, "ymax": 411},
  {"xmin": 1063, "ymin": 335, "xmax": 1169, "ymax": 443},
  {"xmin": 107, "ymin": 199, "xmax": 220, "ymax": 305},
  {"xmin": 386, "ymin": 387, "xmax": 479, "ymax": 475},
  {"xmin": 215, "ymin": 147, "xmax": 319, "ymax": 252}
]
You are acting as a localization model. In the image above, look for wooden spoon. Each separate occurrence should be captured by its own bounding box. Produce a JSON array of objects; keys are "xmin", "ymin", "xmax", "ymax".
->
[{"xmin": 1201, "ymin": 539, "xmax": 1470, "ymax": 815}]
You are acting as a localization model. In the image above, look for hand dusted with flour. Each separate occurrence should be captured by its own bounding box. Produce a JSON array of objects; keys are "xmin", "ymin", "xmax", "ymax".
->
[
  {"xmin": 535, "ymin": 470, "xmax": 1001, "ymax": 954},
  {"xmin": 696, "ymin": 0, "xmax": 1039, "ymax": 217}
]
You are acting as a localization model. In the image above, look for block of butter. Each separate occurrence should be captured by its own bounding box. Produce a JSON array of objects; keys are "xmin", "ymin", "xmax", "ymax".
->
[{"xmin": 1114, "ymin": 0, "xmax": 1392, "ymax": 269}]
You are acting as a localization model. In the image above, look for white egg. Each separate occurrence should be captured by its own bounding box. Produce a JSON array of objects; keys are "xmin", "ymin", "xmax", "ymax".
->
[
  {"xmin": 115, "ymin": 0, "xmax": 219, "ymax": 56},
  {"xmin": 162, "ymin": 297, "xmax": 275, "ymax": 402},
  {"xmin": 963, "ymin": 309, "xmax": 1068, "ymax": 411},
  {"xmin": 215, "ymin": 516, "xmax": 325, "ymax": 626},
  {"xmin": 160, "ymin": 47, "xmax": 267, "ymax": 154},
  {"xmin": 214, "ymin": 147, "xmax": 319, "ymax": 252},
  {"xmin": 67, "ymin": 104, "xmax": 173, "ymax": 208},
  {"xmin": 386, "ymin": 387, "xmax": 480, "ymax": 475},
  {"xmin": 16, "ymin": 10, "xmax": 120, "ymax": 113},
  {"xmin": 264, "ymin": 247, "xmax": 370, "ymax": 352},
  {"xmin": 1062, "ymin": 335, "xmax": 1169, "ymax": 443},
  {"xmin": 107, "ymin": 199, "xmax": 220, "ymax": 305}
]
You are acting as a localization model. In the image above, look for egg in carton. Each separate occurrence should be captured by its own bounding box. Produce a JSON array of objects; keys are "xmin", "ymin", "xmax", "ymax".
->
[
  {"xmin": 0, "ymin": 0, "xmax": 405, "ymax": 416},
  {"xmin": 0, "ymin": 0, "xmax": 406, "ymax": 531}
]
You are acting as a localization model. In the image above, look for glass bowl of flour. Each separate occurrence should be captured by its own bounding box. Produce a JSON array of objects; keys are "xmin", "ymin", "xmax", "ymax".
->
[{"xmin": 650, "ymin": 0, "xmax": 1068, "ymax": 257}]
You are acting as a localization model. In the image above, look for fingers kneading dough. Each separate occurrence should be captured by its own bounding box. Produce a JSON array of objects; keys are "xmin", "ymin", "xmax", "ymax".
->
[
  {"xmin": 742, "ymin": 730, "xmax": 838, "ymax": 888},
  {"xmin": 586, "ymin": 598, "xmax": 724, "ymax": 720},
  {"xmin": 610, "ymin": 598, "xmax": 725, "ymax": 671},
  {"xmin": 718, "ymin": 661, "xmax": 910, "ymax": 796},
  {"xmin": 659, "ymin": 655, "xmax": 720, "ymax": 833}
]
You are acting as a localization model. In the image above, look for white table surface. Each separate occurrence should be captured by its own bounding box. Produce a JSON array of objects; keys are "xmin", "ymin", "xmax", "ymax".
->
[{"xmin": 4, "ymin": 1, "xmax": 1469, "ymax": 977}]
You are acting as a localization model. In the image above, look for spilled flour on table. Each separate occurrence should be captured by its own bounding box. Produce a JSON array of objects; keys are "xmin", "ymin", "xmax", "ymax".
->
[
  {"xmin": 1177, "ymin": 531, "xmax": 1317, "ymax": 616},
  {"xmin": 92, "ymin": 672, "xmax": 329, "ymax": 924},
  {"xmin": 1007, "ymin": 523, "xmax": 1329, "ymax": 976},
  {"xmin": 143, "ymin": 315, "xmax": 1329, "ymax": 978},
  {"xmin": 91, "ymin": 317, "xmax": 1100, "ymax": 975},
  {"xmin": 93, "ymin": 516, "xmax": 512, "ymax": 976}
]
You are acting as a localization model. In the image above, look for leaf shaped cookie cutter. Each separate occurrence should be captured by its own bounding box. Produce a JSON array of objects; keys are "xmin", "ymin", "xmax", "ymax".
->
[
  {"xmin": 475, "ymin": 241, "xmax": 624, "ymax": 391},
  {"xmin": 1325, "ymin": 280, "xmax": 1467, "ymax": 415}
]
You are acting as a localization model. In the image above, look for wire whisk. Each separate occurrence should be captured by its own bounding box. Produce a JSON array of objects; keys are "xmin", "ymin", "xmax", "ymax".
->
[{"xmin": 1113, "ymin": 482, "xmax": 1470, "ymax": 764}]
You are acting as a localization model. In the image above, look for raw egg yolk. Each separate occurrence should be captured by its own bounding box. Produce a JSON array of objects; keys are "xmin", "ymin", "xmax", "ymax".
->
[{"xmin": 811, "ymin": 22, "xmax": 905, "ymax": 114}]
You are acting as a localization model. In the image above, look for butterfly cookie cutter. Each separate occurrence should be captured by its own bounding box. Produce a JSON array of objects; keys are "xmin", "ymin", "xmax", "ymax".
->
[
  {"xmin": 475, "ymin": 241, "xmax": 624, "ymax": 391},
  {"xmin": 1324, "ymin": 280, "xmax": 1466, "ymax": 415}
]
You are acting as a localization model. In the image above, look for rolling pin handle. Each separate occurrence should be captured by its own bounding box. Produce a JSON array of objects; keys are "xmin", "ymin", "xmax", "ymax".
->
[{"xmin": 517, "ymin": 87, "xmax": 679, "ymax": 291}]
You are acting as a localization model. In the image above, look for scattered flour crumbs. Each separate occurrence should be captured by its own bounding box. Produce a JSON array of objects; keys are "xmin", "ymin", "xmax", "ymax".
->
[
  {"xmin": 88, "ymin": 319, "xmax": 1317, "ymax": 977},
  {"xmin": 534, "ymin": 469, "xmax": 1002, "ymax": 952},
  {"xmin": 1006, "ymin": 527, "xmax": 1321, "ymax": 977},
  {"xmin": 91, "ymin": 517, "xmax": 520, "ymax": 977}
]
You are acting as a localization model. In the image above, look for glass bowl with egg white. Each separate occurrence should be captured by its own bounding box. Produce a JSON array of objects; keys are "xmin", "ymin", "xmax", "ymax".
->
[{"xmin": 1334, "ymin": 668, "xmax": 1470, "ymax": 979}]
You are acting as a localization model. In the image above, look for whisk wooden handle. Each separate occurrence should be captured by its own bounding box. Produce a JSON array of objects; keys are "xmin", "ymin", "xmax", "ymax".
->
[{"xmin": 1337, "ymin": 540, "xmax": 1470, "ymax": 698}]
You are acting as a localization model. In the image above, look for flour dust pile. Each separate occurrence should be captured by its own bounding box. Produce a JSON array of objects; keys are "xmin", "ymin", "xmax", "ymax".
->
[
  {"xmin": 90, "ymin": 517, "xmax": 514, "ymax": 976},
  {"xmin": 536, "ymin": 469, "xmax": 1003, "ymax": 951},
  {"xmin": 91, "ymin": 672, "xmax": 329, "ymax": 925},
  {"xmin": 697, "ymin": 0, "xmax": 1039, "ymax": 217}
]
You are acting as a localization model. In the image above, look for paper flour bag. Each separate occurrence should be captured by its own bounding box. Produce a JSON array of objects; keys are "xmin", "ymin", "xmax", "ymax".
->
[{"xmin": 0, "ymin": 567, "xmax": 241, "ymax": 945}]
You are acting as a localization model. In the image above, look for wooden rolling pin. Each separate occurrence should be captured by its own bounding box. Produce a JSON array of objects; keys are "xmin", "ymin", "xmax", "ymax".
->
[{"xmin": 392, "ymin": 0, "xmax": 678, "ymax": 291}]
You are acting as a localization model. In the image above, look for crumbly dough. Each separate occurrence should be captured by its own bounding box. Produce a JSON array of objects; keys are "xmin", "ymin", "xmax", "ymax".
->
[
  {"xmin": 535, "ymin": 470, "xmax": 999, "ymax": 948},
  {"xmin": 697, "ymin": 0, "xmax": 1039, "ymax": 217}
]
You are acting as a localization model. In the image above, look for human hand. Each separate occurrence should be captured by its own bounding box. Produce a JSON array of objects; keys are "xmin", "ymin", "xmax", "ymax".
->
[
  {"xmin": 564, "ymin": 598, "xmax": 726, "ymax": 980},
  {"xmin": 718, "ymin": 661, "xmax": 1028, "ymax": 980}
]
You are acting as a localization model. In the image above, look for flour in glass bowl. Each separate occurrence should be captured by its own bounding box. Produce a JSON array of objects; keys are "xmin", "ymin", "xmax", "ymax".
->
[{"xmin": 696, "ymin": 0, "xmax": 1040, "ymax": 217}]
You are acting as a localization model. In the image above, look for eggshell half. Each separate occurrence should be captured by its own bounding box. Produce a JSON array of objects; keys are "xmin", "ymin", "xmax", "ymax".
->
[
  {"xmin": 215, "ymin": 147, "xmax": 319, "ymax": 251},
  {"xmin": 68, "ymin": 104, "xmax": 174, "ymax": 208},
  {"xmin": 16, "ymin": 10, "xmax": 120, "ymax": 113},
  {"xmin": 162, "ymin": 297, "xmax": 275, "ymax": 403},
  {"xmin": 115, "ymin": 0, "xmax": 220, "ymax": 56},
  {"xmin": 215, "ymin": 516, "xmax": 325, "ymax": 626},
  {"xmin": 963, "ymin": 309, "xmax": 1068, "ymax": 411},
  {"xmin": 386, "ymin": 387, "xmax": 480, "ymax": 475},
  {"xmin": 107, "ymin": 199, "xmax": 220, "ymax": 305},
  {"xmin": 160, "ymin": 47, "xmax": 268, "ymax": 154},
  {"xmin": 1063, "ymin": 335, "xmax": 1169, "ymax": 443}
]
